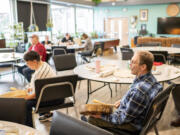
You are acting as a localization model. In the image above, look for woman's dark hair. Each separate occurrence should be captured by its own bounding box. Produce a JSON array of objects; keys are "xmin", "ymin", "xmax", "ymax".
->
[{"xmin": 24, "ymin": 51, "xmax": 40, "ymax": 62}]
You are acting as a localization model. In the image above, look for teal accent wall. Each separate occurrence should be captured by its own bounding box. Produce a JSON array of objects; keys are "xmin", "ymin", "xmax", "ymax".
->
[{"xmin": 94, "ymin": 3, "xmax": 180, "ymax": 44}]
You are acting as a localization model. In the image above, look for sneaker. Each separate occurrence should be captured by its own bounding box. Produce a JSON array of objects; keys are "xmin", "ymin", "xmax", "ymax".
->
[
  {"xmin": 39, "ymin": 113, "xmax": 53, "ymax": 122},
  {"xmin": 81, "ymin": 115, "xmax": 88, "ymax": 122}
]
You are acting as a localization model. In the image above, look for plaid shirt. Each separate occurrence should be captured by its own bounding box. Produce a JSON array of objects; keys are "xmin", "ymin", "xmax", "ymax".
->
[{"xmin": 101, "ymin": 72, "xmax": 163, "ymax": 130}]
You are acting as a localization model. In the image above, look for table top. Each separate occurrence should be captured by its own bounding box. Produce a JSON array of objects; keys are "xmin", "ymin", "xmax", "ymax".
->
[
  {"xmin": 92, "ymin": 38, "xmax": 119, "ymax": 43},
  {"xmin": 0, "ymin": 53, "xmax": 23, "ymax": 63},
  {"xmin": 132, "ymin": 47, "xmax": 180, "ymax": 54},
  {"xmin": 74, "ymin": 60, "xmax": 180, "ymax": 84},
  {"xmin": 0, "ymin": 121, "xmax": 43, "ymax": 135},
  {"xmin": 45, "ymin": 44, "xmax": 85, "ymax": 50}
]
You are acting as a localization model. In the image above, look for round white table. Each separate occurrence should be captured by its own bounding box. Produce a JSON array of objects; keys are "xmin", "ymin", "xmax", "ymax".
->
[
  {"xmin": 74, "ymin": 60, "xmax": 180, "ymax": 103},
  {"xmin": 0, "ymin": 53, "xmax": 23, "ymax": 63},
  {"xmin": 132, "ymin": 47, "xmax": 180, "ymax": 54},
  {"xmin": 74, "ymin": 61, "xmax": 180, "ymax": 84},
  {"xmin": 0, "ymin": 53, "xmax": 24, "ymax": 80},
  {"xmin": 0, "ymin": 121, "xmax": 43, "ymax": 135}
]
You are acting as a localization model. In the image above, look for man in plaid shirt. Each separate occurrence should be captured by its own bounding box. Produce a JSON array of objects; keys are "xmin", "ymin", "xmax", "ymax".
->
[{"xmin": 88, "ymin": 51, "xmax": 163, "ymax": 132}]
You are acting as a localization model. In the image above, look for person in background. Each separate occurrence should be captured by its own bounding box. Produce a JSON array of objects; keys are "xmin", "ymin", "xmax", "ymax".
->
[
  {"xmin": 82, "ymin": 51, "xmax": 163, "ymax": 133},
  {"xmin": 41, "ymin": 35, "xmax": 52, "ymax": 46},
  {"xmin": 81, "ymin": 33, "xmax": 93, "ymax": 51},
  {"xmin": 79, "ymin": 33, "xmax": 93, "ymax": 63},
  {"xmin": 23, "ymin": 51, "xmax": 64, "ymax": 127},
  {"xmin": 18, "ymin": 34, "xmax": 47, "ymax": 82},
  {"xmin": 61, "ymin": 33, "xmax": 74, "ymax": 45}
]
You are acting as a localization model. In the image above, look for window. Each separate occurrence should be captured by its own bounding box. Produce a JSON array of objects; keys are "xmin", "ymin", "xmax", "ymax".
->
[
  {"xmin": 76, "ymin": 8, "xmax": 93, "ymax": 33},
  {"xmin": 51, "ymin": 5, "xmax": 75, "ymax": 35},
  {"xmin": 0, "ymin": 0, "xmax": 11, "ymax": 34}
]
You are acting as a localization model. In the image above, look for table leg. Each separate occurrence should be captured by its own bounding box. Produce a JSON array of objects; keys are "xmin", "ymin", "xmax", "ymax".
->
[
  {"xmin": 86, "ymin": 79, "xmax": 90, "ymax": 104},
  {"xmin": 108, "ymin": 83, "xmax": 112, "ymax": 97},
  {"xmin": 114, "ymin": 46, "xmax": 117, "ymax": 52}
]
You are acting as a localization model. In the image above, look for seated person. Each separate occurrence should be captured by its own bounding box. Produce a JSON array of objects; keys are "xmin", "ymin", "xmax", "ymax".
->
[
  {"xmin": 61, "ymin": 33, "xmax": 74, "ymax": 45},
  {"xmin": 82, "ymin": 33, "xmax": 93, "ymax": 51},
  {"xmin": 79, "ymin": 33, "xmax": 93, "ymax": 63},
  {"xmin": 61, "ymin": 33, "xmax": 75, "ymax": 53},
  {"xmin": 41, "ymin": 35, "xmax": 52, "ymax": 47},
  {"xmin": 18, "ymin": 34, "xmax": 47, "ymax": 82},
  {"xmin": 83, "ymin": 51, "xmax": 163, "ymax": 132},
  {"xmin": 23, "ymin": 51, "xmax": 64, "ymax": 127}
]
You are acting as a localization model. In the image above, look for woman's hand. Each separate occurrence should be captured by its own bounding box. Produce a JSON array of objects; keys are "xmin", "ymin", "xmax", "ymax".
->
[{"xmin": 114, "ymin": 100, "xmax": 121, "ymax": 108}]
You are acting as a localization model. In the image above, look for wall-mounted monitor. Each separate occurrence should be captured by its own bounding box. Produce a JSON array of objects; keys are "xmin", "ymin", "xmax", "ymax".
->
[{"xmin": 157, "ymin": 17, "xmax": 180, "ymax": 35}]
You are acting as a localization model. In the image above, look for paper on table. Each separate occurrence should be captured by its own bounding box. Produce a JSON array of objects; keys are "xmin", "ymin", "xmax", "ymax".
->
[
  {"xmin": 99, "ymin": 69, "xmax": 114, "ymax": 78},
  {"xmin": 152, "ymin": 70, "xmax": 161, "ymax": 75},
  {"xmin": 113, "ymin": 69, "xmax": 134, "ymax": 78}
]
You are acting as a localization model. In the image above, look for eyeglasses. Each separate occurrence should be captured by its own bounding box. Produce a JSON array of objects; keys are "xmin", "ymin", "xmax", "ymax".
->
[{"xmin": 130, "ymin": 60, "xmax": 139, "ymax": 65}]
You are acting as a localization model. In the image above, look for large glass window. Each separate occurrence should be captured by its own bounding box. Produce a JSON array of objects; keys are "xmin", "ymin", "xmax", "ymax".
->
[
  {"xmin": 76, "ymin": 8, "xmax": 93, "ymax": 33},
  {"xmin": 0, "ymin": 0, "xmax": 11, "ymax": 34},
  {"xmin": 51, "ymin": 5, "xmax": 75, "ymax": 35}
]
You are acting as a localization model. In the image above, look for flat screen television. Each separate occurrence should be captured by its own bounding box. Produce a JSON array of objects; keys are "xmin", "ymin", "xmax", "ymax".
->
[{"xmin": 157, "ymin": 17, "xmax": 180, "ymax": 35}]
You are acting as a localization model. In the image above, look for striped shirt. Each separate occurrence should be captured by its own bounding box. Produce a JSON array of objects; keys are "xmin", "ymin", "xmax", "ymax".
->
[
  {"xmin": 101, "ymin": 72, "xmax": 163, "ymax": 130},
  {"xmin": 29, "ymin": 62, "xmax": 56, "ymax": 94}
]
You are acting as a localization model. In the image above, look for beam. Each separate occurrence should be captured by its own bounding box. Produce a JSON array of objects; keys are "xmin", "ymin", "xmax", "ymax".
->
[
  {"xmin": 97, "ymin": 0, "xmax": 180, "ymax": 6},
  {"xmin": 52, "ymin": 0, "xmax": 96, "ymax": 6}
]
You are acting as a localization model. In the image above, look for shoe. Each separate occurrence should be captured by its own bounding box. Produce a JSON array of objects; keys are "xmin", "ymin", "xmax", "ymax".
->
[
  {"xmin": 39, "ymin": 113, "xmax": 53, "ymax": 122},
  {"xmin": 81, "ymin": 115, "xmax": 88, "ymax": 122},
  {"xmin": 170, "ymin": 118, "xmax": 180, "ymax": 127}
]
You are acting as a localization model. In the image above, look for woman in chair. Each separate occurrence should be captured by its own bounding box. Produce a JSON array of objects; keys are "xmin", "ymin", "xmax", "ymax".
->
[{"xmin": 79, "ymin": 33, "xmax": 93, "ymax": 63}]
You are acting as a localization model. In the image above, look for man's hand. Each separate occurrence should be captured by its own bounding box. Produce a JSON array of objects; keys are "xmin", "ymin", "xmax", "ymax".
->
[
  {"xmin": 27, "ymin": 88, "xmax": 32, "ymax": 93},
  {"xmin": 114, "ymin": 100, "xmax": 121, "ymax": 108}
]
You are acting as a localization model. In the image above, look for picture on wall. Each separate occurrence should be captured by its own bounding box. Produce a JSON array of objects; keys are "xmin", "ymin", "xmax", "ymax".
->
[{"xmin": 140, "ymin": 9, "xmax": 148, "ymax": 21}]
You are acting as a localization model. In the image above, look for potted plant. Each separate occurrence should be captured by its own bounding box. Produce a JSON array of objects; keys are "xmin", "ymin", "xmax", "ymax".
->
[
  {"xmin": 46, "ymin": 19, "xmax": 53, "ymax": 31},
  {"xmin": 28, "ymin": 24, "xmax": 39, "ymax": 32},
  {"xmin": 92, "ymin": 0, "xmax": 101, "ymax": 5}
]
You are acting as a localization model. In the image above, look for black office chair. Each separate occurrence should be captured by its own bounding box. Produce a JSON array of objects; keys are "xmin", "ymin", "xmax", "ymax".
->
[
  {"xmin": 79, "ymin": 44, "xmax": 101, "ymax": 63},
  {"xmin": 50, "ymin": 111, "xmax": 113, "ymax": 135},
  {"xmin": 120, "ymin": 48, "xmax": 134, "ymax": 60},
  {"xmin": 105, "ymin": 83, "xmax": 175, "ymax": 135},
  {"xmin": 52, "ymin": 46, "xmax": 67, "ymax": 56},
  {"xmin": 0, "ymin": 98, "xmax": 27, "ymax": 125},
  {"xmin": 150, "ymin": 51, "xmax": 168, "ymax": 64},
  {"xmin": 53, "ymin": 54, "xmax": 77, "ymax": 72},
  {"xmin": 32, "ymin": 75, "xmax": 78, "ymax": 126},
  {"xmin": 53, "ymin": 53, "xmax": 85, "ymax": 90}
]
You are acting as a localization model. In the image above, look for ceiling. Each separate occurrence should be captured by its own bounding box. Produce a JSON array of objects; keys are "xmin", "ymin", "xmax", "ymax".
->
[
  {"xmin": 21, "ymin": 0, "xmax": 180, "ymax": 7},
  {"xmin": 52, "ymin": 0, "xmax": 180, "ymax": 6}
]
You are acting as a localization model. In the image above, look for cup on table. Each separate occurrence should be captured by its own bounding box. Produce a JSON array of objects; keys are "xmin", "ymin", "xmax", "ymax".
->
[{"xmin": 96, "ymin": 60, "xmax": 101, "ymax": 73}]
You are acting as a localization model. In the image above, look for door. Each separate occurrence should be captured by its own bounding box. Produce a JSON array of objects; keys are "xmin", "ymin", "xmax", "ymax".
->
[{"xmin": 104, "ymin": 17, "xmax": 129, "ymax": 46}]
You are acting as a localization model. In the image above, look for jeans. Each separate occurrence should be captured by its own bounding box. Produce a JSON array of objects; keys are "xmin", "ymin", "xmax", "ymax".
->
[
  {"xmin": 18, "ymin": 65, "xmax": 35, "ymax": 82},
  {"xmin": 26, "ymin": 99, "xmax": 64, "ymax": 127}
]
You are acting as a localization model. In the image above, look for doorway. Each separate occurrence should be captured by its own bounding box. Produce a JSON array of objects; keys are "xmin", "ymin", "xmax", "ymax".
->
[{"xmin": 104, "ymin": 17, "xmax": 129, "ymax": 46}]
